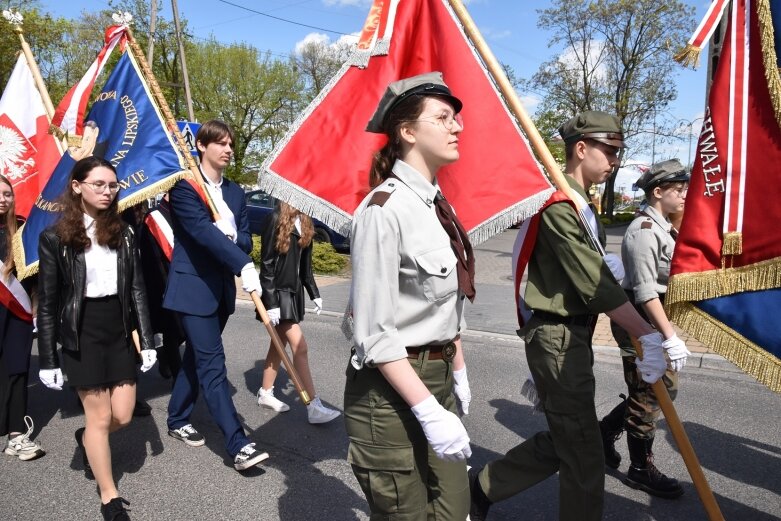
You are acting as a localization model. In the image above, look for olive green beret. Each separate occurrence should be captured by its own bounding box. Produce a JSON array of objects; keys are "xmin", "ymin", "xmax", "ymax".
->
[
  {"xmin": 366, "ymin": 71, "xmax": 462, "ymax": 133},
  {"xmin": 636, "ymin": 158, "xmax": 690, "ymax": 190},
  {"xmin": 558, "ymin": 110, "xmax": 626, "ymax": 148}
]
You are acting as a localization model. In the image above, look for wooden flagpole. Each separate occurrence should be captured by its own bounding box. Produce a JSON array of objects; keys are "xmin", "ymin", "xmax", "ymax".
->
[
  {"xmin": 3, "ymin": 10, "xmax": 65, "ymax": 153},
  {"xmin": 124, "ymin": 26, "xmax": 311, "ymax": 404},
  {"xmin": 446, "ymin": 1, "xmax": 724, "ymax": 519}
]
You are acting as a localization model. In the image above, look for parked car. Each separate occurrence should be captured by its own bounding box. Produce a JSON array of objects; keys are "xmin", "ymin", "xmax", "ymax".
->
[{"xmin": 244, "ymin": 189, "xmax": 350, "ymax": 252}]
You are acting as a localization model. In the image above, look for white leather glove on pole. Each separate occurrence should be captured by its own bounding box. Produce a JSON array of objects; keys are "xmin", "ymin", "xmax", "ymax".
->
[
  {"xmin": 452, "ymin": 367, "xmax": 471, "ymax": 415},
  {"xmin": 312, "ymin": 297, "xmax": 323, "ymax": 315},
  {"xmin": 267, "ymin": 307, "xmax": 281, "ymax": 326},
  {"xmin": 39, "ymin": 368, "xmax": 63, "ymax": 391},
  {"xmin": 603, "ymin": 253, "xmax": 625, "ymax": 283},
  {"xmin": 662, "ymin": 334, "xmax": 691, "ymax": 372},
  {"xmin": 214, "ymin": 219, "xmax": 237, "ymax": 242},
  {"xmin": 411, "ymin": 395, "xmax": 472, "ymax": 461},
  {"xmin": 636, "ymin": 332, "xmax": 667, "ymax": 384},
  {"xmin": 140, "ymin": 349, "xmax": 158, "ymax": 372},
  {"xmin": 240, "ymin": 263, "xmax": 262, "ymax": 295}
]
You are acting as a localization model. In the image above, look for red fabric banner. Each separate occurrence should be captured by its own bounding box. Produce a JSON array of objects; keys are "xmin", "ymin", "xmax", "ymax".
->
[{"xmin": 261, "ymin": 0, "xmax": 553, "ymax": 243}]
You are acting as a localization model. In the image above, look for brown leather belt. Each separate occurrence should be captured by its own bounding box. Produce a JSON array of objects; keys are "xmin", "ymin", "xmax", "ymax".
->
[{"xmin": 406, "ymin": 341, "xmax": 457, "ymax": 361}]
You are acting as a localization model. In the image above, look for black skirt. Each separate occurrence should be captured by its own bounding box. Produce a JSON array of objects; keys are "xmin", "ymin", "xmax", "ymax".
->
[
  {"xmin": 278, "ymin": 289, "xmax": 305, "ymax": 324},
  {"xmin": 62, "ymin": 295, "xmax": 137, "ymax": 389}
]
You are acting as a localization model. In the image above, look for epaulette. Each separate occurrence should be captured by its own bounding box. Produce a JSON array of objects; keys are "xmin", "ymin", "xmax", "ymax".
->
[
  {"xmin": 640, "ymin": 220, "xmax": 653, "ymax": 229},
  {"xmin": 368, "ymin": 189, "xmax": 394, "ymax": 207}
]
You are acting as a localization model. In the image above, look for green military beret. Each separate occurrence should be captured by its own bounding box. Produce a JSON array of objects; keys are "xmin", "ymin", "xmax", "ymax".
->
[
  {"xmin": 636, "ymin": 158, "xmax": 690, "ymax": 190},
  {"xmin": 366, "ymin": 71, "xmax": 463, "ymax": 133},
  {"xmin": 558, "ymin": 110, "xmax": 626, "ymax": 148}
]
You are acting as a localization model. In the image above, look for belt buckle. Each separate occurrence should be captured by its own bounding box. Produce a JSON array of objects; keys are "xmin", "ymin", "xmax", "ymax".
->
[{"xmin": 442, "ymin": 341, "xmax": 456, "ymax": 362}]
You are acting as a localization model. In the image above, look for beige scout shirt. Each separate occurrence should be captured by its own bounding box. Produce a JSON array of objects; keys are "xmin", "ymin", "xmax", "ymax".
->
[
  {"xmin": 524, "ymin": 175, "xmax": 627, "ymax": 317},
  {"xmin": 350, "ymin": 160, "xmax": 467, "ymax": 369},
  {"xmin": 621, "ymin": 205, "xmax": 675, "ymax": 303}
]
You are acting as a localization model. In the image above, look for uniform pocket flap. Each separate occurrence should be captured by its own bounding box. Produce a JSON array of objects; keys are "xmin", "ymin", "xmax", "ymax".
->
[
  {"xmin": 415, "ymin": 247, "xmax": 457, "ymax": 277},
  {"xmin": 347, "ymin": 440, "xmax": 414, "ymax": 471}
]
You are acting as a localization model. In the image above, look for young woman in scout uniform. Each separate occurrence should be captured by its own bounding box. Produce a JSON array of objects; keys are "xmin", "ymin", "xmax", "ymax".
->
[
  {"xmin": 601, "ymin": 158, "xmax": 691, "ymax": 499},
  {"xmin": 345, "ymin": 71, "xmax": 474, "ymax": 519}
]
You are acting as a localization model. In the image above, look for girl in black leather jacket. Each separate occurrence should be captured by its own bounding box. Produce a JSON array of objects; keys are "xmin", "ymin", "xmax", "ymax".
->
[
  {"xmin": 36, "ymin": 156, "xmax": 156, "ymax": 521},
  {"xmin": 256, "ymin": 202, "xmax": 340, "ymax": 424}
]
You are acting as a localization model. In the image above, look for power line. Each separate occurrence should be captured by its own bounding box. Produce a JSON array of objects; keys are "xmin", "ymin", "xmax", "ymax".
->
[{"xmin": 216, "ymin": 0, "xmax": 350, "ymax": 36}]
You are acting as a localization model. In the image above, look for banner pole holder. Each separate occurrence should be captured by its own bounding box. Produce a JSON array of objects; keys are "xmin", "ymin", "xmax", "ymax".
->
[
  {"xmin": 447, "ymin": 1, "xmax": 724, "ymax": 518},
  {"xmin": 124, "ymin": 26, "xmax": 310, "ymax": 405}
]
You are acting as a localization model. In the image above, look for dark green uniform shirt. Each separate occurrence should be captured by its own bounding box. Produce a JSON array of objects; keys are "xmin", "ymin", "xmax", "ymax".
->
[{"xmin": 524, "ymin": 175, "xmax": 627, "ymax": 316}]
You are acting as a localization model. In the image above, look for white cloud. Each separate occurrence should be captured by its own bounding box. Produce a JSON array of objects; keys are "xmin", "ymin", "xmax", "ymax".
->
[
  {"xmin": 322, "ymin": 0, "xmax": 372, "ymax": 7},
  {"xmin": 481, "ymin": 27, "xmax": 512, "ymax": 40},
  {"xmin": 294, "ymin": 31, "xmax": 359, "ymax": 54},
  {"xmin": 518, "ymin": 93, "xmax": 541, "ymax": 114}
]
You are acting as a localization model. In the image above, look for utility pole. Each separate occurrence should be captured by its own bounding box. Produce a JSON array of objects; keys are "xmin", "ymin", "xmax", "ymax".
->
[
  {"xmin": 147, "ymin": 0, "xmax": 158, "ymax": 64},
  {"xmin": 171, "ymin": 0, "xmax": 195, "ymax": 122}
]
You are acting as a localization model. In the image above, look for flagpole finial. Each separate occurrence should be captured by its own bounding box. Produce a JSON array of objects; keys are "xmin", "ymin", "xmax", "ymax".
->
[
  {"xmin": 2, "ymin": 9, "xmax": 24, "ymax": 29},
  {"xmin": 112, "ymin": 12, "xmax": 133, "ymax": 26}
]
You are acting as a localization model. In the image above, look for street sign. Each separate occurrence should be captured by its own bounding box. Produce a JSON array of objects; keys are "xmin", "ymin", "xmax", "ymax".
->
[{"xmin": 176, "ymin": 121, "xmax": 201, "ymax": 157}]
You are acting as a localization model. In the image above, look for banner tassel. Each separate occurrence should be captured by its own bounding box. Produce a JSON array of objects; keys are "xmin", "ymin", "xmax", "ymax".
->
[
  {"xmin": 722, "ymin": 231, "xmax": 743, "ymax": 256},
  {"xmin": 674, "ymin": 44, "xmax": 702, "ymax": 68}
]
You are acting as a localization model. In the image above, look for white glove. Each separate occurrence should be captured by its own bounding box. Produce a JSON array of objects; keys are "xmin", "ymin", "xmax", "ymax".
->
[
  {"xmin": 32, "ymin": 317, "xmax": 38, "ymax": 334},
  {"xmin": 662, "ymin": 334, "xmax": 691, "ymax": 372},
  {"xmin": 39, "ymin": 368, "xmax": 63, "ymax": 391},
  {"xmin": 452, "ymin": 367, "xmax": 471, "ymax": 415},
  {"xmin": 214, "ymin": 218, "xmax": 236, "ymax": 242},
  {"xmin": 636, "ymin": 332, "xmax": 667, "ymax": 384},
  {"xmin": 267, "ymin": 307, "xmax": 281, "ymax": 326},
  {"xmin": 603, "ymin": 253, "xmax": 625, "ymax": 283},
  {"xmin": 411, "ymin": 395, "xmax": 472, "ymax": 461},
  {"xmin": 313, "ymin": 297, "xmax": 323, "ymax": 315},
  {"xmin": 240, "ymin": 263, "xmax": 262, "ymax": 295},
  {"xmin": 140, "ymin": 349, "xmax": 157, "ymax": 373}
]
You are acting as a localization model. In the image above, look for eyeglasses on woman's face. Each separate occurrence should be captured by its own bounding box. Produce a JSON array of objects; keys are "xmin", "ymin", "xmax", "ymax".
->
[
  {"xmin": 406, "ymin": 111, "xmax": 464, "ymax": 132},
  {"xmin": 79, "ymin": 180, "xmax": 120, "ymax": 195}
]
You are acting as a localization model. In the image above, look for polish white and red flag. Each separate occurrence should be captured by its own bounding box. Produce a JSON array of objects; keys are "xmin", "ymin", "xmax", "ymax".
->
[{"xmin": 0, "ymin": 54, "xmax": 62, "ymax": 217}]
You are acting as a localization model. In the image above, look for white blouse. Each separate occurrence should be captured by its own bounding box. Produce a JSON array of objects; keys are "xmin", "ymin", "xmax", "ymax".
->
[{"xmin": 83, "ymin": 214, "xmax": 118, "ymax": 297}]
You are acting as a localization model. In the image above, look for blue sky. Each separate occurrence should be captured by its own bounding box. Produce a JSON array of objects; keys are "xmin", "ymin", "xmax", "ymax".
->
[{"xmin": 37, "ymin": 0, "xmax": 711, "ymax": 191}]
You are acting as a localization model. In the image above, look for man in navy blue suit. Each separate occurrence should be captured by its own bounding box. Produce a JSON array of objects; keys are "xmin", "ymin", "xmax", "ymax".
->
[{"xmin": 163, "ymin": 120, "xmax": 268, "ymax": 471}]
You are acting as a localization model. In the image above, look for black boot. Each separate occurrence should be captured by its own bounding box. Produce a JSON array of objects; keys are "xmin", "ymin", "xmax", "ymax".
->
[
  {"xmin": 468, "ymin": 467, "xmax": 492, "ymax": 521},
  {"xmin": 100, "ymin": 497, "xmax": 131, "ymax": 521},
  {"xmin": 625, "ymin": 436, "xmax": 684, "ymax": 499},
  {"xmin": 599, "ymin": 394, "xmax": 626, "ymax": 469},
  {"xmin": 74, "ymin": 428, "xmax": 94, "ymax": 480}
]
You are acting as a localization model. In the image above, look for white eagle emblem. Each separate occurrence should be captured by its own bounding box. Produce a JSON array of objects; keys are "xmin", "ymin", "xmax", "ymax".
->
[{"xmin": 0, "ymin": 124, "xmax": 36, "ymax": 181}]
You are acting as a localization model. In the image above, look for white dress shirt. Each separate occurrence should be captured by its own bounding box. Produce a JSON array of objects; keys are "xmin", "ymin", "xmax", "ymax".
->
[
  {"xmin": 203, "ymin": 170, "xmax": 238, "ymax": 238},
  {"xmin": 83, "ymin": 214, "xmax": 118, "ymax": 297}
]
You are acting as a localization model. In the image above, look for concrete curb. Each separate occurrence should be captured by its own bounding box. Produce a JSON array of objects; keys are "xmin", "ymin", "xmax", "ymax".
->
[{"xmin": 238, "ymin": 300, "xmax": 742, "ymax": 376}]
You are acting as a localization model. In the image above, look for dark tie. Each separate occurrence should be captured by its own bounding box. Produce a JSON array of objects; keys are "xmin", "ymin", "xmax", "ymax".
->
[{"xmin": 434, "ymin": 192, "xmax": 476, "ymax": 302}]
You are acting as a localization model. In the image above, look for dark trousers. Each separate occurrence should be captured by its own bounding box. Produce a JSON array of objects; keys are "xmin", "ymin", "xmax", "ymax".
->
[
  {"xmin": 0, "ymin": 355, "xmax": 27, "ymax": 436},
  {"xmin": 481, "ymin": 317, "xmax": 603, "ymax": 521},
  {"xmin": 167, "ymin": 304, "xmax": 249, "ymax": 457},
  {"xmin": 344, "ymin": 352, "xmax": 469, "ymax": 520}
]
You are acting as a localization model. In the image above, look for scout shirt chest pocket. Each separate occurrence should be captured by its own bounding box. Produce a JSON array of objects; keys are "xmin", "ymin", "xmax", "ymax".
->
[{"xmin": 414, "ymin": 246, "xmax": 458, "ymax": 302}]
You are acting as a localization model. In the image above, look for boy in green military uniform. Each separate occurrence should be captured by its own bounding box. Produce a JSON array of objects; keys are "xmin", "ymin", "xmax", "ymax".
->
[
  {"xmin": 600, "ymin": 159, "xmax": 691, "ymax": 499},
  {"xmin": 469, "ymin": 111, "xmax": 672, "ymax": 521}
]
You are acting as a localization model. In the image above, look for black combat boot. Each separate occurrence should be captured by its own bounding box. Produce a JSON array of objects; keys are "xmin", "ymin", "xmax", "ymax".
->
[
  {"xmin": 468, "ymin": 467, "xmax": 492, "ymax": 521},
  {"xmin": 599, "ymin": 395, "xmax": 626, "ymax": 469},
  {"xmin": 625, "ymin": 435, "xmax": 684, "ymax": 499}
]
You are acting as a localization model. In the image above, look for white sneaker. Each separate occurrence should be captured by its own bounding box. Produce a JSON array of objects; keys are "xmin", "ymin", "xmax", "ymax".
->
[
  {"xmin": 257, "ymin": 386, "xmax": 290, "ymax": 412},
  {"xmin": 4, "ymin": 416, "xmax": 45, "ymax": 461},
  {"xmin": 307, "ymin": 397, "xmax": 341, "ymax": 424}
]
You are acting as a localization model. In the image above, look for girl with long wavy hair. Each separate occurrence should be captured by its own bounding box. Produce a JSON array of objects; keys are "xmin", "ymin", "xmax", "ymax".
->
[
  {"xmin": 0, "ymin": 174, "xmax": 44, "ymax": 462},
  {"xmin": 256, "ymin": 201, "xmax": 340, "ymax": 423},
  {"xmin": 37, "ymin": 156, "xmax": 157, "ymax": 521}
]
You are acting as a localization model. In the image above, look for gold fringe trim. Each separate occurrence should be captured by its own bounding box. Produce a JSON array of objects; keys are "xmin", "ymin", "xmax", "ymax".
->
[
  {"xmin": 757, "ymin": 0, "xmax": 781, "ymax": 130},
  {"xmin": 668, "ymin": 302, "xmax": 781, "ymax": 393},
  {"xmin": 11, "ymin": 223, "xmax": 38, "ymax": 280},
  {"xmin": 673, "ymin": 44, "xmax": 701, "ymax": 69},
  {"xmin": 721, "ymin": 231, "xmax": 743, "ymax": 255},
  {"xmin": 666, "ymin": 256, "xmax": 781, "ymax": 304}
]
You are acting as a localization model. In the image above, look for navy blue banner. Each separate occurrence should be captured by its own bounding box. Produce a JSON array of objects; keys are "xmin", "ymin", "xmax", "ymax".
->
[{"xmin": 15, "ymin": 51, "xmax": 186, "ymax": 277}]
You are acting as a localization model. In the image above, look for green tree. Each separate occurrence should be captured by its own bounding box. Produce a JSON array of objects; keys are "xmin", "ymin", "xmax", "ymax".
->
[
  {"xmin": 294, "ymin": 36, "xmax": 352, "ymax": 102},
  {"xmin": 528, "ymin": 0, "xmax": 695, "ymax": 218},
  {"xmin": 187, "ymin": 39, "xmax": 301, "ymax": 185}
]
